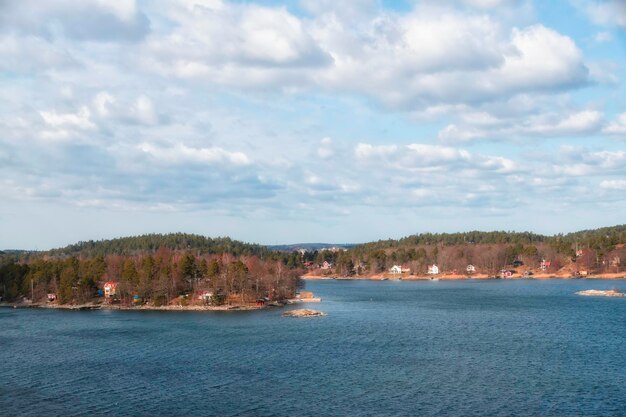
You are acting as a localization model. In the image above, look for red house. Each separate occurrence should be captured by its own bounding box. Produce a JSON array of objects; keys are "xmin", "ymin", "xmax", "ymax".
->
[{"xmin": 103, "ymin": 282, "xmax": 118, "ymax": 299}]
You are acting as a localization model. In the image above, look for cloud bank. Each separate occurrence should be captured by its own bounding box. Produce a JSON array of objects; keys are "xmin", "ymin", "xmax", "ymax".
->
[{"xmin": 0, "ymin": 0, "xmax": 624, "ymax": 247}]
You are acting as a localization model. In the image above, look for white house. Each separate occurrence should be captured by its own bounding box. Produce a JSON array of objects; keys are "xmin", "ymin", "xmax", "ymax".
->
[
  {"xmin": 321, "ymin": 261, "xmax": 333, "ymax": 270},
  {"xmin": 389, "ymin": 265, "xmax": 402, "ymax": 274},
  {"xmin": 466, "ymin": 264, "xmax": 476, "ymax": 273},
  {"xmin": 427, "ymin": 264, "xmax": 439, "ymax": 275},
  {"xmin": 610, "ymin": 256, "xmax": 621, "ymax": 267},
  {"xmin": 197, "ymin": 291, "xmax": 213, "ymax": 301}
]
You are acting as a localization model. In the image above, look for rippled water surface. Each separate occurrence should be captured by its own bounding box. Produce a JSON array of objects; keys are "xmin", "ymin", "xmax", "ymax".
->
[{"xmin": 2, "ymin": 279, "xmax": 626, "ymax": 416}]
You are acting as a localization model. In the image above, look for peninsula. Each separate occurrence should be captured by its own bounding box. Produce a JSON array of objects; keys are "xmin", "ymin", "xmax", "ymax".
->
[{"xmin": 0, "ymin": 234, "xmax": 303, "ymax": 310}]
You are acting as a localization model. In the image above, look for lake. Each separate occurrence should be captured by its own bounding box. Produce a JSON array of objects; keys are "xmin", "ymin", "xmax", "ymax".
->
[{"xmin": 1, "ymin": 279, "xmax": 625, "ymax": 416}]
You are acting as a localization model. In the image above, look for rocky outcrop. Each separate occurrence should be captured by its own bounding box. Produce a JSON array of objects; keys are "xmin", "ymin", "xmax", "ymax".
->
[
  {"xmin": 282, "ymin": 309, "xmax": 326, "ymax": 317},
  {"xmin": 576, "ymin": 289, "xmax": 625, "ymax": 297}
]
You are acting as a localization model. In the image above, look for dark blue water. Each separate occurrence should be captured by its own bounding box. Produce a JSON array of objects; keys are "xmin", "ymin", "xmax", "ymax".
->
[{"xmin": 1, "ymin": 280, "xmax": 625, "ymax": 416}]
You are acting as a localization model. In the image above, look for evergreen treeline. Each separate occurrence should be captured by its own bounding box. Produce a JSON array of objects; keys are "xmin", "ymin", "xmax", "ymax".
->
[
  {"xmin": 355, "ymin": 231, "xmax": 546, "ymax": 251},
  {"xmin": 350, "ymin": 226, "xmax": 626, "ymax": 258},
  {"xmin": 45, "ymin": 233, "xmax": 270, "ymax": 258},
  {"xmin": 558, "ymin": 225, "xmax": 626, "ymax": 252}
]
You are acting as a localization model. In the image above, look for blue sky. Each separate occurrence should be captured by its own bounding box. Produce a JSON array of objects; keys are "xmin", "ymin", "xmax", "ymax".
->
[{"xmin": 1, "ymin": 0, "xmax": 625, "ymax": 249}]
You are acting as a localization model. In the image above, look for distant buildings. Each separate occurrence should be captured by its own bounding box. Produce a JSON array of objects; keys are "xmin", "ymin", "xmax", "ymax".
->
[
  {"xmin": 197, "ymin": 291, "xmax": 213, "ymax": 302},
  {"xmin": 103, "ymin": 282, "xmax": 118, "ymax": 299},
  {"xmin": 325, "ymin": 247, "xmax": 348, "ymax": 253},
  {"xmin": 466, "ymin": 264, "xmax": 476, "ymax": 274},
  {"xmin": 500, "ymin": 269, "xmax": 513, "ymax": 278},
  {"xmin": 427, "ymin": 264, "xmax": 439, "ymax": 275},
  {"xmin": 389, "ymin": 265, "xmax": 402, "ymax": 274}
]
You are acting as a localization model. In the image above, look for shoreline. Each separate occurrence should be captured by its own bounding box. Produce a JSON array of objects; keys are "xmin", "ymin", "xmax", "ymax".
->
[
  {"xmin": 0, "ymin": 300, "xmax": 306, "ymax": 312},
  {"xmin": 302, "ymin": 273, "xmax": 626, "ymax": 281}
]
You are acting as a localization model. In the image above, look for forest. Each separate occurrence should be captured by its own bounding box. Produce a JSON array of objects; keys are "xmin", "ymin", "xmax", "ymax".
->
[
  {"xmin": 305, "ymin": 226, "xmax": 626, "ymax": 277},
  {"xmin": 1, "ymin": 225, "xmax": 625, "ymax": 303},
  {"xmin": 0, "ymin": 236, "xmax": 302, "ymax": 305}
]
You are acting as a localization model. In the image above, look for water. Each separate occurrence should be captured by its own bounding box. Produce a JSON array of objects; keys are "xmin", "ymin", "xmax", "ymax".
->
[{"xmin": 1, "ymin": 279, "xmax": 625, "ymax": 416}]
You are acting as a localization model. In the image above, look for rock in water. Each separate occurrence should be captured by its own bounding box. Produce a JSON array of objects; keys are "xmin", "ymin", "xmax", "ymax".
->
[
  {"xmin": 576, "ymin": 289, "xmax": 625, "ymax": 297},
  {"xmin": 283, "ymin": 309, "xmax": 326, "ymax": 317}
]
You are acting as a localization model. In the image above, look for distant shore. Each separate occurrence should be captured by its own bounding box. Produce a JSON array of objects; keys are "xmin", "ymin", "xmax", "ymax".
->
[{"xmin": 302, "ymin": 273, "xmax": 626, "ymax": 281}]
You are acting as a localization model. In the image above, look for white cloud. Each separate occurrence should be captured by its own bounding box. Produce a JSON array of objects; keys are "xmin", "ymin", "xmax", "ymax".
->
[
  {"xmin": 38, "ymin": 107, "xmax": 96, "ymax": 140},
  {"xmin": 325, "ymin": 21, "xmax": 588, "ymax": 107},
  {"xmin": 0, "ymin": 34, "xmax": 77, "ymax": 73},
  {"xmin": 439, "ymin": 109, "xmax": 603, "ymax": 143},
  {"xmin": 492, "ymin": 25, "xmax": 588, "ymax": 93},
  {"xmin": 132, "ymin": 96, "xmax": 159, "ymax": 125},
  {"xmin": 299, "ymin": 0, "xmax": 377, "ymax": 18},
  {"xmin": 91, "ymin": 92, "xmax": 162, "ymax": 125},
  {"xmin": 600, "ymin": 180, "xmax": 626, "ymax": 190},
  {"xmin": 355, "ymin": 143, "xmax": 398, "ymax": 159},
  {"xmin": 438, "ymin": 125, "xmax": 487, "ymax": 143},
  {"xmin": 594, "ymin": 31, "xmax": 613, "ymax": 42},
  {"xmin": 93, "ymin": 92, "xmax": 116, "ymax": 117},
  {"xmin": 355, "ymin": 142, "xmax": 515, "ymax": 173},
  {"xmin": 136, "ymin": 3, "xmax": 590, "ymax": 109},
  {"xmin": 137, "ymin": 142, "xmax": 251, "ymax": 166},
  {"xmin": 144, "ymin": 1, "xmax": 330, "ymax": 87},
  {"xmin": 577, "ymin": 0, "xmax": 626, "ymax": 28},
  {"xmin": 317, "ymin": 137, "xmax": 335, "ymax": 159},
  {"xmin": 583, "ymin": 150, "xmax": 626, "ymax": 169},
  {"xmin": 555, "ymin": 146, "xmax": 626, "ymax": 176},
  {"xmin": 404, "ymin": 144, "xmax": 472, "ymax": 165},
  {"xmin": 93, "ymin": 0, "xmax": 139, "ymax": 22},
  {"xmin": 0, "ymin": 0, "xmax": 150, "ymax": 42},
  {"xmin": 0, "ymin": 0, "xmax": 623, "ymax": 245},
  {"xmin": 460, "ymin": 0, "xmax": 521, "ymax": 7},
  {"xmin": 587, "ymin": 61, "xmax": 619, "ymax": 85},
  {"xmin": 603, "ymin": 113, "xmax": 626, "ymax": 135},
  {"xmin": 524, "ymin": 110, "xmax": 603, "ymax": 135}
]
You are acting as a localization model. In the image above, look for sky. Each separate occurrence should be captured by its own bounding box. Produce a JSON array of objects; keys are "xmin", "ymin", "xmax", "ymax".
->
[{"xmin": 1, "ymin": 0, "xmax": 626, "ymax": 249}]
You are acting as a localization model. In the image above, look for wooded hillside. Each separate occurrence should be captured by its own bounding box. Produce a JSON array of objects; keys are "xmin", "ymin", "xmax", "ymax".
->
[
  {"xmin": 0, "ymin": 234, "xmax": 301, "ymax": 305},
  {"xmin": 1, "ymin": 226, "xmax": 625, "ymax": 303},
  {"xmin": 306, "ymin": 225, "xmax": 626, "ymax": 277}
]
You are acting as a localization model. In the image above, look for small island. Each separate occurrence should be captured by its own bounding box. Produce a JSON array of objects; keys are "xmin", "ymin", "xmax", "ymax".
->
[
  {"xmin": 283, "ymin": 309, "xmax": 326, "ymax": 317},
  {"xmin": 576, "ymin": 289, "xmax": 625, "ymax": 297}
]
